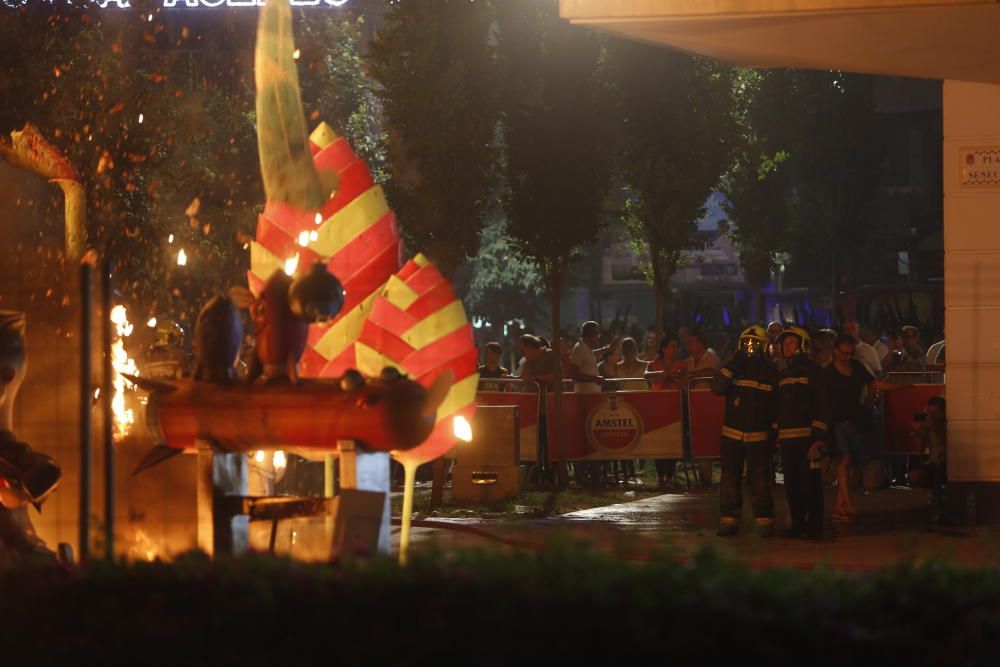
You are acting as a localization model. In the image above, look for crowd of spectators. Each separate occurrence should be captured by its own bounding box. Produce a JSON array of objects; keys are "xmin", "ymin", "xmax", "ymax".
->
[{"xmin": 475, "ymin": 316, "xmax": 947, "ymax": 519}]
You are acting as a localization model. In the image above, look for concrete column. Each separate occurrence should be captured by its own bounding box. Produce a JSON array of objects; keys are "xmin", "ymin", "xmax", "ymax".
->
[{"xmin": 943, "ymin": 81, "xmax": 1000, "ymax": 520}]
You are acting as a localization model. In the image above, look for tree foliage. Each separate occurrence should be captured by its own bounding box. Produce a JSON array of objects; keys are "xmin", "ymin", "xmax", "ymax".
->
[
  {"xmin": 495, "ymin": 0, "xmax": 615, "ymax": 298},
  {"xmin": 769, "ymin": 71, "xmax": 887, "ymax": 301},
  {"xmin": 367, "ymin": 0, "xmax": 500, "ymax": 277},
  {"xmin": 459, "ymin": 210, "xmax": 545, "ymax": 331},
  {"xmin": 495, "ymin": 0, "xmax": 616, "ymax": 488},
  {"xmin": 297, "ymin": 13, "xmax": 387, "ymax": 183},
  {"xmin": 608, "ymin": 39, "xmax": 737, "ymax": 335},
  {"xmin": 0, "ymin": 7, "xmax": 261, "ymax": 332},
  {"xmin": 721, "ymin": 70, "xmax": 792, "ymax": 295},
  {"xmin": 0, "ymin": 6, "xmax": 386, "ymax": 335}
]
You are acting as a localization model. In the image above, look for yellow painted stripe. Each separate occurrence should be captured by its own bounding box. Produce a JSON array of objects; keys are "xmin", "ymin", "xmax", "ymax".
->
[
  {"xmin": 779, "ymin": 376, "xmax": 809, "ymax": 387},
  {"xmin": 250, "ymin": 241, "xmax": 284, "ymax": 285},
  {"xmin": 433, "ymin": 374, "xmax": 480, "ymax": 421},
  {"xmin": 309, "ymin": 122, "xmax": 339, "ymax": 150},
  {"xmin": 383, "ymin": 274, "xmax": 420, "ymax": 311},
  {"xmin": 413, "ymin": 252, "xmax": 430, "ymax": 268},
  {"xmin": 401, "ymin": 300, "xmax": 467, "ymax": 349},
  {"xmin": 811, "ymin": 420, "xmax": 828, "ymax": 431},
  {"xmin": 312, "ymin": 291, "xmax": 380, "ymax": 361},
  {"xmin": 721, "ymin": 426, "xmax": 743, "ymax": 440},
  {"xmin": 354, "ymin": 341, "xmax": 403, "ymax": 377},
  {"xmin": 734, "ymin": 379, "xmax": 773, "ymax": 392},
  {"xmin": 722, "ymin": 426, "xmax": 770, "ymax": 442},
  {"xmin": 778, "ymin": 427, "xmax": 812, "ymax": 439},
  {"xmin": 312, "ymin": 186, "xmax": 390, "ymax": 258}
]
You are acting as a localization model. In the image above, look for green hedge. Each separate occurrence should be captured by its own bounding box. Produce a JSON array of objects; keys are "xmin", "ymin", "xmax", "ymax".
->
[{"xmin": 1, "ymin": 546, "xmax": 998, "ymax": 665}]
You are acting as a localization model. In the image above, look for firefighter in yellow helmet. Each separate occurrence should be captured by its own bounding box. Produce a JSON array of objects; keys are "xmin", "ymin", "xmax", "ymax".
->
[
  {"xmin": 774, "ymin": 326, "xmax": 830, "ymax": 540},
  {"xmin": 711, "ymin": 325, "xmax": 777, "ymax": 537}
]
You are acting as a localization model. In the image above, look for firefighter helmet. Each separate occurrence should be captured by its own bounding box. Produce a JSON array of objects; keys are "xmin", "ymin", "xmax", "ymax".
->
[
  {"xmin": 738, "ymin": 325, "xmax": 768, "ymax": 355},
  {"xmin": 777, "ymin": 325, "xmax": 812, "ymax": 355}
]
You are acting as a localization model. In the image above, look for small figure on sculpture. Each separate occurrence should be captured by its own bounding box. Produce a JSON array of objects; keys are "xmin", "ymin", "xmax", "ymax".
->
[{"xmin": 232, "ymin": 263, "xmax": 344, "ymax": 384}]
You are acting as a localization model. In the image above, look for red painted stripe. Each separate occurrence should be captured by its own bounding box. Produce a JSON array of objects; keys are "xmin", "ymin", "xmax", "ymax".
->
[
  {"xmin": 261, "ymin": 202, "xmax": 311, "ymax": 236},
  {"xmin": 313, "ymin": 137, "xmax": 357, "ymax": 174},
  {"xmin": 366, "ymin": 297, "xmax": 415, "ymax": 340},
  {"xmin": 326, "ymin": 212, "xmax": 397, "ymax": 279},
  {"xmin": 320, "ymin": 345, "xmax": 357, "ymax": 378},
  {"xmin": 400, "ymin": 324, "xmax": 474, "ymax": 378},
  {"xmin": 323, "ymin": 160, "xmax": 375, "ymax": 217},
  {"xmin": 298, "ymin": 346, "xmax": 330, "ymax": 377},
  {"xmin": 404, "ymin": 263, "xmax": 446, "ymax": 296},
  {"xmin": 256, "ymin": 218, "xmax": 297, "ymax": 259},
  {"xmin": 358, "ymin": 319, "xmax": 414, "ymax": 363},
  {"xmin": 396, "ymin": 258, "xmax": 422, "ymax": 282},
  {"xmin": 405, "ymin": 280, "xmax": 457, "ymax": 321},
  {"xmin": 414, "ymin": 348, "xmax": 478, "ymax": 386},
  {"xmin": 339, "ymin": 241, "xmax": 399, "ymax": 312}
]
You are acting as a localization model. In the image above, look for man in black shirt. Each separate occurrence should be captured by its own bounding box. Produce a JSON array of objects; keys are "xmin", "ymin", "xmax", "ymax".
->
[
  {"xmin": 477, "ymin": 341, "xmax": 509, "ymax": 392},
  {"xmin": 823, "ymin": 333, "xmax": 876, "ymax": 521}
]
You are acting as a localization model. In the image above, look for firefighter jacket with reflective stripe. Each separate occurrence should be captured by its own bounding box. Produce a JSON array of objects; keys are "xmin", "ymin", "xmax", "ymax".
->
[
  {"xmin": 774, "ymin": 354, "xmax": 830, "ymax": 444},
  {"xmin": 710, "ymin": 352, "xmax": 776, "ymax": 443}
]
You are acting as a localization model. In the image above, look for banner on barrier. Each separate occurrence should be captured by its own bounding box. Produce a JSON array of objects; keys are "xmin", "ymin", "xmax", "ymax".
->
[
  {"xmin": 547, "ymin": 390, "xmax": 682, "ymax": 461},
  {"xmin": 688, "ymin": 387, "xmax": 725, "ymax": 459},
  {"xmin": 882, "ymin": 383, "xmax": 946, "ymax": 454}
]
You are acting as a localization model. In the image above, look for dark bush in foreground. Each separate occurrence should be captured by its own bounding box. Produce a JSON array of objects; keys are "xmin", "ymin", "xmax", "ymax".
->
[{"xmin": 1, "ymin": 546, "xmax": 998, "ymax": 665}]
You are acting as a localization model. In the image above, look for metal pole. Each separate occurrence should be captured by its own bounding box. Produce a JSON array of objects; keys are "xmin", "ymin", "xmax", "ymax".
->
[
  {"xmin": 78, "ymin": 262, "xmax": 92, "ymax": 562},
  {"xmin": 101, "ymin": 260, "xmax": 115, "ymax": 560}
]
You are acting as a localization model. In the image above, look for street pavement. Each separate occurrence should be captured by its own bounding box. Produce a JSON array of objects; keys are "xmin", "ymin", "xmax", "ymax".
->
[{"xmin": 392, "ymin": 483, "xmax": 1000, "ymax": 569}]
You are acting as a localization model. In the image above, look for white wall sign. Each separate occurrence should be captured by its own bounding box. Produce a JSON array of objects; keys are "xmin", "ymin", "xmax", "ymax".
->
[{"xmin": 961, "ymin": 147, "xmax": 1000, "ymax": 187}]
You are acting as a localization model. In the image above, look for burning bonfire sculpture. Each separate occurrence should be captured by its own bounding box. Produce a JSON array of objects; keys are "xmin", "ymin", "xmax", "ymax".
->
[{"xmin": 131, "ymin": 0, "xmax": 478, "ymax": 562}]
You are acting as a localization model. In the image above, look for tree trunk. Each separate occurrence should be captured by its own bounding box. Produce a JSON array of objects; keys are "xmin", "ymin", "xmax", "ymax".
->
[
  {"xmin": 755, "ymin": 288, "xmax": 766, "ymax": 324},
  {"xmin": 651, "ymin": 261, "xmax": 665, "ymax": 343},
  {"xmin": 548, "ymin": 264, "xmax": 569, "ymax": 489}
]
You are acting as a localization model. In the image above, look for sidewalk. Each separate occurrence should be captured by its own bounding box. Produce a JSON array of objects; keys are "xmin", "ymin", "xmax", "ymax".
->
[{"xmin": 393, "ymin": 484, "xmax": 1000, "ymax": 569}]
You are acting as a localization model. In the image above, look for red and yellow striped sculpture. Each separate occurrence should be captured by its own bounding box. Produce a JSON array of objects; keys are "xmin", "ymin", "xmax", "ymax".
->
[
  {"xmin": 356, "ymin": 253, "xmax": 479, "ymax": 466},
  {"xmin": 251, "ymin": 126, "xmax": 479, "ymax": 562},
  {"xmin": 249, "ymin": 123, "xmax": 401, "ymax": 379}
]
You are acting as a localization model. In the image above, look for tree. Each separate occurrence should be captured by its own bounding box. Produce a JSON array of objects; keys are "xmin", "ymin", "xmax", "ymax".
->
[
  {"xmin": 607, "ymin": 39, "xmax": 738, "ymax": 339},
  {"xmin": 495, "ymin": 0, "xmax": 615, "ymax": 488},
  {"xmin": 367, "ymin": 0, "xmax": 500, "ymax": 277},
  {"xmin": 458, "ymin": 210, "xmax": 545, "ymax": 334},
  {"xmin": 297, "ymin": 13, "xmax": 387, "ymax": 183},
  {"xmin": 0, "ymin": 7, "xmax": 261, "ymax": 333},
  {"xmin": 721, "ymin": 70, "xmax": 793, "ymax": 322},
  {"xmin": 766, "ymin": 71, "xmax": 886, "ymax": 320},
  {"xmin": 0, "ymin": 6, "xmax": 389, "ymax": 336}
]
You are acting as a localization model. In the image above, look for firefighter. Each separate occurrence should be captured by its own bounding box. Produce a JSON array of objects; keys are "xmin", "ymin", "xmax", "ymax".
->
[
  {"xmin": 774, "ymin": 326, "xmax": 829, "ymax": 540},
  {"xmin": 711, "ymin": 325, "xmax": 777, "ymax": 537}
]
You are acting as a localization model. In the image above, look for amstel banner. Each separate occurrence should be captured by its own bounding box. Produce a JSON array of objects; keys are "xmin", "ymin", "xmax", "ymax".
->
[{"xmin": 545, "ymin": 390, "xmax": 682, "ymax": 461}]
